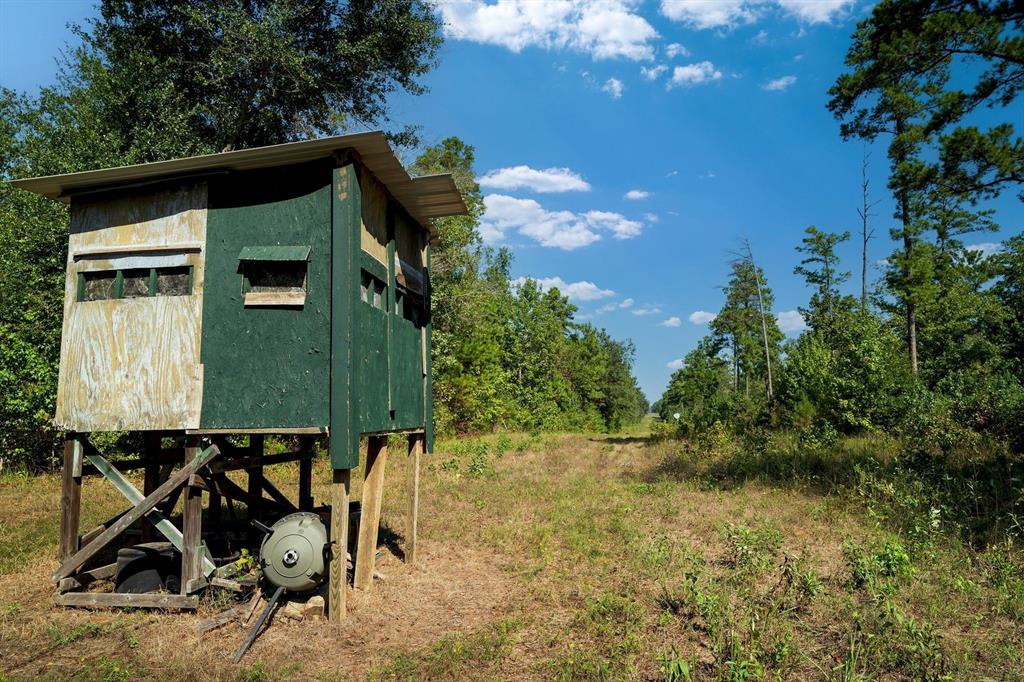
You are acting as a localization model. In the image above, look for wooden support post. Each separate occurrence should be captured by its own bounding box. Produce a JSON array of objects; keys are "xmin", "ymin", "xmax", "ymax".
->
[
  {"xmin": 406, "ymin": 433, "xmax": 422, "ymax": 564},
  {"xmin": 247, "ymin": 435, "xmax": 264, "ymax": 541},
  {"xmin": 329, "ymin": 468, "xmax": 351, "ymax": 622},
  {"xmin": 53, "ymin": 445, "xmax": 221, "ymax": 581},
  {"xmin": 59, "ymin": 434, "xmax": 83, "ymax": 561},
  {"xmin": 181, "ymin": 437, "xmax": 205, "ymax": 594},
  {"xmin": 354, "ymin": 436, "xmax": 388, "ymax": 590},
  {"xmin": 298, "ymin": 442, "xmax": 314, "ymax": 512},
  {"xmin": 141, "ymin": 433, "xmax": 160, "ymax": 542}
]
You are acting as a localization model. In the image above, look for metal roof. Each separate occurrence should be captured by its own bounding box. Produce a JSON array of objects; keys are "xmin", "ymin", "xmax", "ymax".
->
[{"xmin": 8, "ymin": 131, "xmax": 467, "ymax": 235}]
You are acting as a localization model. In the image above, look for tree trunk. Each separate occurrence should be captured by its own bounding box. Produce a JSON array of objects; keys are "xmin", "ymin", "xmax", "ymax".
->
[
  {"xmin": 858, "ymin": 150, "xmax": 873, "ymax": 312},
  {"xmin": 899, "ymin": 187, "xmax": 919, "ymax": 375}
]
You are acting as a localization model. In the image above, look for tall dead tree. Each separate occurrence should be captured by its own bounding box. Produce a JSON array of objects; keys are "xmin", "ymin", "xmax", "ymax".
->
[{"xmin": 856, "ymin": 148, "xmax": 878, "ymax": 312}]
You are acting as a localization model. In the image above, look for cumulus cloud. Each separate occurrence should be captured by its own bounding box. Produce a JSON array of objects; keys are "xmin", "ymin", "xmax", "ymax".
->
[
  {"xmin": 624, "ymin": 189, "xmax": 650, "ymax": 200},
  {"xmin": 481, "ymin": 194, "xmax": 644, "ymax": 249},
  {"xmin": 763, "ymin": 75, "xmax": 797, "ymax": 91},
  {"xmin": 665, "ymin": 42, "xmax": 689, "ymax": 58},
  {"xmin": 668, "ymin": 61, "xmax": 722, "ymax": 88},
  {"xmin": 666, "ymin": 358, "xmax": 685, "ymax": 370},
  {"xmin": 640, "ymin": 64, "xmax": 668, "ymax": 80},
  {"xmin": 620, "ymin": 298, "xmax": 635, "ymax": 308},
  {"xmin": 689, "ymin": 310, "xmax": 717, "ymax": 324},
  {"xmin": 661, "ymin": 316, "xmax": 682, "ymax": 327},
  {"xmin": 633, "ymin": 306, "xmax": 662, "ymax": 316},
  {"xmin": 660, "ymin": 0, "xmax": 756, "ymax": 29},
  {"xmin": 967, "ymin": 242, "xmax": 1003, "ymax": 258},
  {"xmin": 602, "ymin": 77, "xmax": 625, "ymax": 99},
  {"xmin": 512, "ymin": 276, "xmax": 615, "ymax": 301},
  {"xmin": 659, "ymin": 0, "xmax": 853, "ymax": 30},
  {"xmin": 775, "ymin": 0, "xmax": 855, "ymax": 23},
  {"xmin": 478, "ymin": 165, "xmax": 591, "ymax": 193},
  {"xmin": 437, "ymin": 0, "xmax": 659, "ymax": 61},
  {"xmin": 644, "ymin": 212, "xmax": 659, "ymax": 223},
  {"xmin": 776, "ymin": 309, "xmax": 807, "ymax": 334}
]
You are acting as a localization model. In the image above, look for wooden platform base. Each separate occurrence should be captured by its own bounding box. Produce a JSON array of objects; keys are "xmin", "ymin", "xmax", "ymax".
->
[{"xmin": 54, "ymin": 592, "xmax": 199, "ymax": 610}]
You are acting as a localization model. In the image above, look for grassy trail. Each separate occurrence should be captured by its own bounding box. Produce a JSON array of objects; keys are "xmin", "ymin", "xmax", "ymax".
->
[{"xmin": 0, "ymin": 431, "xmax": 1021, "ymax": 680}]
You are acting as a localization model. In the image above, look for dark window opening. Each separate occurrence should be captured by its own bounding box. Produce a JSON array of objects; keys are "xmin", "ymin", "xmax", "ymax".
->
[
  {"xmin": 77, "ymin": 266, "xmax": 193, "ymax": 302},
  {"xmin": 121, "ymin": 269, "xmax": 150, "ymax": 299},
  {"xmin": 245, "ymin": 262, "xmax": 307, "ymax": 294},
  {"xmin": 360, "ymin": 270, "xmax": 387, "ymax": 311},
  {"xmin": 81, "ymin": 271, "xmax": 117, "ymax": 302},
  {"xmin": 156, "ymin": 267, "xmax": 191, "ymax": 296}
]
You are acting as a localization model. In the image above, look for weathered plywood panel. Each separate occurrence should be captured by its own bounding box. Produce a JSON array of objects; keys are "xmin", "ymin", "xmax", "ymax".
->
[
  {"xmin": 359, "ymin": 169, "xmax": 388, "ymax": 266},
  {"xmin": 55, "ymin": 183, "xmax": 208, "ymax": 431}
]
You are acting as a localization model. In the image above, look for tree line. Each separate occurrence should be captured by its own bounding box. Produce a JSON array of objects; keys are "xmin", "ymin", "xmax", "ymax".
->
[
  {"xmin": 0, "ymin": 0, "xmax": 646, "ymax": 470},
  {"xmin": 657, "ymin": 1, "xmax": 1023, "ymax": 458}
]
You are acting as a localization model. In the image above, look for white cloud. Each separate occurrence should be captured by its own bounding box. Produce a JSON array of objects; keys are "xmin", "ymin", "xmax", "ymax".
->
[
  {"xmin": 602, "ymin": 77, "xmax": 625, "ymax": 99},
  {"xmin": 644, "ymin": 212, "xmax": 659, "ymax": 223},
  {"xmin": 967, "ymin": 242, "xmax": 1003, "ymax": 258},
  {"xmin": 689, "ymin": 310, "xmax": 717, "ymax": 325},
  {"xmin": 624, "ymin": 189, "xmax": 650, "ymax": 200},
  {"xmin": 512, "ymin": 276, "xmax": 615, "ymax": 301},
  {"xmin": 438, "ymin": 0, "xmax": 659, "ymax": 61},
  {"xmin": 666, "ymin": 170, "xmax": 679, "ymax": 178},
  {"xmin": 763, "ymin": 75, "xmax": 797, "ymax": 91},
  {"xmin": 661, "ymin": 316, "xmax": 682, "ymax": 327},
  {"xmin": 776, "ymin": 309, "xmax": 807, "ymax": 334},
  {"xmin": 699, "ymin": 170, "xmax": 717, "ymax": 179},
  {"xmin": 481, "ymin": 194, "xmax": 644, "ymax": 249},
  {"xmin": 660, "ymin": 1, "xmax": 852, "ymax": 30},
  {"xmin": 633, "ymin": 306, "xmax": 662, "ymax": 316},
  {"xmin": 640, "ymin": 64, "xmax": 668, "ymax": 80},
  {"xmin": 668, "ymin": 61, "xmax": 722, "ymax": 88},
  {"xmin": 775, "ymin": 0, "xmax": 855, "ymax": 23},
  {"xmin": 752, "ymin": 29, "xmax": 768, "ymax": 44},
  {"xmin": 660, "ymin": 0, "xmax": 757, "ymax": 29},
  {"xmin": 665, "ymin": 42, "xmax": 689, "ymax": 58},
  {"xmin": 478, "ymin": 165, "xmax": 590, "ymax": 193},
  {"xmin": 620, "ymin": 298, "xmax": 634, "ymax": 308},
  {"xmin": 666, "ymin": 358, "xmax": 685, "ymax": 370},
  {"xmin": 583, "ymin": 210, "xmax": 644, "ymax": 239}
]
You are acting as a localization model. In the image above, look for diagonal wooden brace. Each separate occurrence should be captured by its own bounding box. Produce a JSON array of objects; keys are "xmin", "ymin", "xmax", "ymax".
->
[
  {"xmin": 52, "ymin": 444, "xmax": 221, "ymax": 582},
  {"xmin": 85, "ymin": 452, "xmax": 216, "ymax": 577}
]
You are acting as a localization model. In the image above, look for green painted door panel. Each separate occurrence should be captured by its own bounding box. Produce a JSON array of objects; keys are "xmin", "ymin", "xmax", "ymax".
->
[
  {"xmin": 390, "ymin": 293, "xmax": 425, "ymax": 430},
  {"xmin": 354, "ymin": 301, "xmax": 390, "ymax": 432},
  {"xmin": 199, "ymin": 161, "xmax": 332, "ymax": 429}
]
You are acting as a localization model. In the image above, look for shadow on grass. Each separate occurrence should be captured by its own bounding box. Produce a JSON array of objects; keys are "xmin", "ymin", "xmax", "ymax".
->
[
  {"xmin": 590, "ymin": 435, "xmax": 658, "ymax": 446},
  {"xmin": 637, "ymin": 435, "xmax": 1024, "ymax": 549}
]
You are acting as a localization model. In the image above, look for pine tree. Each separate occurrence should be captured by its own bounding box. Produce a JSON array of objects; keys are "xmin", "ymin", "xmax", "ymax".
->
[{"xmin": 793, "ymin": 226, "xmax": 852, "ymax": 334}]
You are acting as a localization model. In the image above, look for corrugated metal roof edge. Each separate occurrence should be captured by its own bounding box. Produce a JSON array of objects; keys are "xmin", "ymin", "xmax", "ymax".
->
[{"xmin": 7, "ymin": 132, "xmax": 468, "ymax": 236}]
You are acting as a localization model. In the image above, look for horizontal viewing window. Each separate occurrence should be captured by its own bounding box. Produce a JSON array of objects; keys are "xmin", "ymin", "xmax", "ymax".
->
[
  {"xmin": 78, "ymin": 266, "xmax": 193, "ymax": 302},
  {"xmin": 360, "ymin": 270, "xmax": 387, "ymax": 311},
  {"xmin": 242, "ymin": 261, "xmax": 307, "ymax": 307}
]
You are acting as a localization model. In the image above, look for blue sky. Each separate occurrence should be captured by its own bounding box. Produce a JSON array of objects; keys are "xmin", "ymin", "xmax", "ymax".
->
[{"xmin": 2, "ymin": 0, "xmax": 1021, "ymax": 402}]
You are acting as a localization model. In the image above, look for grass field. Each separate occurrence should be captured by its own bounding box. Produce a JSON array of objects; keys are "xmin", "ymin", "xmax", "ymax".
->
[{"xmin": 1, "ymin": 429, "xmax": 1022, "ymax": 680}]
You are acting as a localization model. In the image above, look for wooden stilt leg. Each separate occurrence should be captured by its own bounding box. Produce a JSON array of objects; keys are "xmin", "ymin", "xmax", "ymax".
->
[
  {"xmin": 181, "ymin": 437, "xmax": 205, "ymax": 594},
  {"xmin": 59, "ymin": 434, "xmax": 83, "ymax": 561},
  {"xmin": 354, "ymin": 436, "xmax": 388, "ymax": 590},
  {"xmin": 141, "ymin": 433, "xmax": 160, "ymax": 542},
  {"xmin": 329, "ymin": 468, "xmax": 351, "ymax": 623},
  {"xmin": 247, "ymin": 435, "xmax": 264, "ymax": 542},
  {"xmin": 298, "ymin": 437, "xmax": 314, "ymax": 512},
  {"xmin": 406, "ymin": 433, "xmax": 422, "ymax": 564}
]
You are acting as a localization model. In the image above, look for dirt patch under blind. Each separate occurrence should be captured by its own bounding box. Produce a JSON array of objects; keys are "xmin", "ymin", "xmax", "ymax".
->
[{"xmin": 0, "ymin": 540, "xmax": 516, "ymax": 680}]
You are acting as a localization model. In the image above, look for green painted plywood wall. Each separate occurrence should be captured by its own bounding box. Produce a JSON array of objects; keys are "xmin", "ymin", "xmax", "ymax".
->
[{"xmin": 199, "ymin": 161, "xmax": 332, "ymax": 429}]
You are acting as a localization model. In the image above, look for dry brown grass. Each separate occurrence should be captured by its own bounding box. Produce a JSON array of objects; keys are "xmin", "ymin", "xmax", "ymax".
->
[{"xmin": 1, "ymin": 431, "xmax": 1022, "ymax": 680}]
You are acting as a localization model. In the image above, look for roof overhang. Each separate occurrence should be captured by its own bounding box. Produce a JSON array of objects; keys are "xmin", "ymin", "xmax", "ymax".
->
[{"xmin": 8, "ymin": 131, "xmax": 468, "ymax": 237}]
